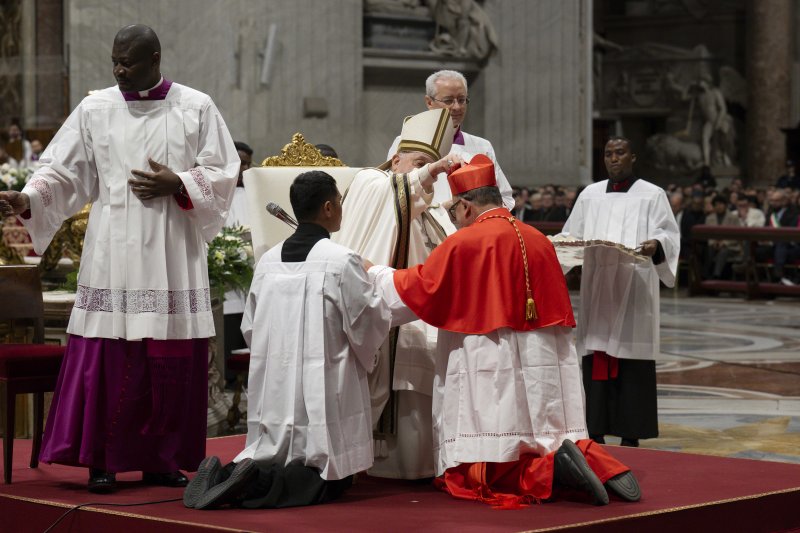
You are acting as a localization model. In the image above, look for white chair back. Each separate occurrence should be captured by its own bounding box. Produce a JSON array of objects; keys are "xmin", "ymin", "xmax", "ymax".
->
[{"xmin": 244, "ymin": 166, "xmax": 361, "ymax": 261}]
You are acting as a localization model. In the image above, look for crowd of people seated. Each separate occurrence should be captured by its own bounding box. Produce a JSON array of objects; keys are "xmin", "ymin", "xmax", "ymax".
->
[
  {"xmin": 0, "ymin": 120, "xmax": 46, "ymax": 170},
  {"xmin": 666, "ymin": 164, "xmax": 800, "ymax": 286},
  {"xmin": 511, "ymin": 161, "xmax": 800, "ymax": 287},
  {"xmin": 510, "ymin": 184, "xmax": 576, "ymax": 222}
]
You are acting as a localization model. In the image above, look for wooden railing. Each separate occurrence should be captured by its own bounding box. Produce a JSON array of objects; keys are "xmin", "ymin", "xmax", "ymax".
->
[
  {"xmin": 526, "ymin": 221, "xmax": 564, "ymax": 235},
  {"xmin": 688, "ymin": 225, "xmax": 800, "ymax": 299}
]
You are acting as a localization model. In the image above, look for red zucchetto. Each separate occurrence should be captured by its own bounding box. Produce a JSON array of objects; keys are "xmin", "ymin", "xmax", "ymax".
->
[{"xmin": 447, "ymin": 154, "xmax": 497, "ymax": 195}]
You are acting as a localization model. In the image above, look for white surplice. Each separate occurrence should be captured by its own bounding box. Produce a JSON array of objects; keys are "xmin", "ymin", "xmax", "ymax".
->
[
  {"xmin": 19, "ymin": 83, "xmax": 239, "ymax": 340},
  {"xmin": 333, "ymin": 165, "xmax": 443, "ymax": 479},
  {"xmin": 388, "ymin": 131, "xmax": 514, "ymax": 211},
  {"xmin": 560, "ymin": 179, "xmax": 680, "ymax": 360},
  {"xmin": 234, "ymin": 238, "xmax": 394, "ymax": 480},
  {"xmin": 370, "ymin": 267, "xmax": 588, "ymax": 475}
]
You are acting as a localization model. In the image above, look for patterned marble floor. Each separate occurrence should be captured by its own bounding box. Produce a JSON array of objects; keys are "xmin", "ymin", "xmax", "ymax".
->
[{"xmin": 590, "ymin": 292, "xmax": 800, "ymax": 464}]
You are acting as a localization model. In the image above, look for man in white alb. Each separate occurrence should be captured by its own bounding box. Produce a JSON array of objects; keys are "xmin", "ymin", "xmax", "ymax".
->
[
  {"xmin": 0, "ymin": 25, "xmax": 239, "ymax": 493},
  {"xmin": 560, "ymin": 137, "xmax": 680, "ymax": 448},
  {"xmin": 183, "ymin": 171, "xmax": 404, "ymax": 510}
]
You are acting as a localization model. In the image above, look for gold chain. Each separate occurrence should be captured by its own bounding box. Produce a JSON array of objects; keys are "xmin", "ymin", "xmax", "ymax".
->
[{"xmin": 479, "ymin": 215, "xmax": 537, "ymax": 320}]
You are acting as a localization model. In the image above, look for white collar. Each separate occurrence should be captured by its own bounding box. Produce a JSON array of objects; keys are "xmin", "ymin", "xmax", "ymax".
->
[{"xmin": 138, "ymin": 77, "xmax": 164, "ymax": 97}]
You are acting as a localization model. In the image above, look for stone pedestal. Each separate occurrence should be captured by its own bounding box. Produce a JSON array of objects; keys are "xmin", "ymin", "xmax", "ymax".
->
[{"xmin": 746, "ymin": 1, "xmax": 792, "ymax": 187}]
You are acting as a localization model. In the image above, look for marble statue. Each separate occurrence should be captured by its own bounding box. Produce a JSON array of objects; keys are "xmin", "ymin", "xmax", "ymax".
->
[{"xmin": 428, "ymin": 0, "xmax": 498, "ymax": 61}]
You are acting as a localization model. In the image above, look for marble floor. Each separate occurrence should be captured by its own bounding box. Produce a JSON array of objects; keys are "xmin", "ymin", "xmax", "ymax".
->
[{"xmin": 597, "ymin": 292, "xmax": 800, "ymax": 464}]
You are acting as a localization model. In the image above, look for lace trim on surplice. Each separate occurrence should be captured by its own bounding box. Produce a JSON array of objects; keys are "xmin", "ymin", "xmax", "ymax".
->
[
  {"xmin": 29, "ymin": 177, "xmax": 54, "ymax": 207},
  {"xmin": 189, "ymin": 167, "xmax": 214, "ymax": 203},
  {"xmin": 75, "ymin": 285, "xmax": 212, "ymax": 314}
]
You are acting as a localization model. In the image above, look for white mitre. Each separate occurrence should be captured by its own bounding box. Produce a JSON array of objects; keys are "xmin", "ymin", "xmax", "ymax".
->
[{"xmin": 378, "ymin": 108, "xmax": 456, "ymax": 170}]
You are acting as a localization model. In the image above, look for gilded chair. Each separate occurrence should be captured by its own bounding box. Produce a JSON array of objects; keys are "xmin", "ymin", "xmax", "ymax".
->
[
  {"xmin": 243, "ymin": 133, "xmax": 362, "ymax": 261},
  {"xmin": 0, "ymin": 265, "xmax": 65, "ymax": 483}
]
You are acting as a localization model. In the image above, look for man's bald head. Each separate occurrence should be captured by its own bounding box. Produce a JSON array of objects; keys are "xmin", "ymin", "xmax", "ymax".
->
[
  {"xmin": 111, "ymin": 25, "xmax": 162, "ymax": 92},
  {"xmin": 114, "ymin": 25, "xmax": 161, "ymax": 55}
]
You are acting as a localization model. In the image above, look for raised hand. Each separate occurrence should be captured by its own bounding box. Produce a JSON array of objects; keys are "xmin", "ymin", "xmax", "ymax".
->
[
  {"xmin": 429, "ymin": 153, "xmax": 465, "ymax": 177},
  {"xmin": 129, "ymin": 158, "xmax": 183, "ymax": 201},
  {"xmin": 0, "ymin": 191, "xmax": 31, "ymax": 217}
]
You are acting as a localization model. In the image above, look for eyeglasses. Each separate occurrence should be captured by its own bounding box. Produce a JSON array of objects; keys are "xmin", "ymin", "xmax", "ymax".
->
[
  {"xmin": 447, "ymin": 199, "xmax": 462, "ymax": 222},
  {"xmin": 430, "ymin": 96, "xmax": 470, "ymax": 107}
]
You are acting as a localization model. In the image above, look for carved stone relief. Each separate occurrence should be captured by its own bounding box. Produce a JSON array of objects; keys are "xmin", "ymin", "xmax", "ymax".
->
[
  {"xmin": 363, "ymin": 0, "xmax": 498, "ymax": 62},
  {"xmin": 598, "ymin": 42, "xmax": 745, "ymax": 175},
  {"xmin": 0, "ymin": 2, "xmax": 23, "ymax": 125}
]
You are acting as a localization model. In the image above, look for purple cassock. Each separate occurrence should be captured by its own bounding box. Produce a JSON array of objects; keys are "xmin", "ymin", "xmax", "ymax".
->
[
  {"xmin": 40, "ymin": 337, "xmax": 208, "ymax": 473},
  {"xmin": 39, "ymin": 78, "xmax": 208, "ymax": 474}
]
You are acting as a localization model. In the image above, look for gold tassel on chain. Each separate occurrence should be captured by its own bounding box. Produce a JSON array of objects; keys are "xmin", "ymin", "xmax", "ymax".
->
[
  {"xmin": 480, "ymin": 214, "xmax": 539, "ymax": 322},
  {"xmin": 526, "ymin": 293, "xmax": 537, "ymax": 321}
]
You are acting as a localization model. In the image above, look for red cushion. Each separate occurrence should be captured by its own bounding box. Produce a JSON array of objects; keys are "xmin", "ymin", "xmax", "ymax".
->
[
  {"xmin": 0, "ymin": 344, "xmax": 65, "ymax": 378},
  {"xmin": 227, "ymin": 352, "xmax": 250, "ymax": 373}
]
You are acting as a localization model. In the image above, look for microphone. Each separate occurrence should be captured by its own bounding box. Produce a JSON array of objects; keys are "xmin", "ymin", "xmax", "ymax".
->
[{"xmin": 266, "ymin": 202, "xmax": 298, "ymax": 229}]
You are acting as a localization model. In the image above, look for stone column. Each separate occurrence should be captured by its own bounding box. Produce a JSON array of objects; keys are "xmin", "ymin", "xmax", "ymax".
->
[
  {"xmin": 746, "ymin": 0, "xmax": 792, "ymax": 186},
  {"xmin": 483, "ymin": 0, "xmax": 592, "ymax": 187},
  {"xmin": 21, "ymin": 0, "xmax": 36, "ymax": 125},
  {"xmin": 35, "ymin": 0, "xmax": 66, "ymax": 128}
]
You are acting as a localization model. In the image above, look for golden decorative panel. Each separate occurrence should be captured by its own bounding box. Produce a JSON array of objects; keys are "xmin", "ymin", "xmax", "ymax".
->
[{"xmin": 260, "ymin": 133, "xmax": 345, "ymax": 167}]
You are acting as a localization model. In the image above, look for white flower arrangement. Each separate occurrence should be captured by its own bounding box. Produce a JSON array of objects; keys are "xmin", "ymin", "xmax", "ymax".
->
[
  {"xmin": 0, "ymin": 164, "xmax": 33, "ymax": 192},
  {"xmin": 207, "ymin": 225, "xmax": 254, "ymax": 293}
]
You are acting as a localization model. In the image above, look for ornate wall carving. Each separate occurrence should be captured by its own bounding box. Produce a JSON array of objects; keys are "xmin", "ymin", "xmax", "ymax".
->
[
  {"xmin": 0, "ymin": 2, "xmax": 23, "ymax": 128},
  {"xmin": 597, "ymin": 42, "xmax": 745, "ymax": 177}
]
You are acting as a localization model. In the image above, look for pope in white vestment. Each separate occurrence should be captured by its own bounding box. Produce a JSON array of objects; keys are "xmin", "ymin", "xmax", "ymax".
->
[
  {"xmin": 334, "ymin": 108, "xmax": 459, "ymax": 479},
  {"xmin": 387, "ymin": 129, "xmax": 513, "ymax": 213}
]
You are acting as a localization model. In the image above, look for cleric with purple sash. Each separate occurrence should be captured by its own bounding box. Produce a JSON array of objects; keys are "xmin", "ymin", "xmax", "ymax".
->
[{"xmin": 0, "ymin": 25, "xmax": 239, "ymax": 493}]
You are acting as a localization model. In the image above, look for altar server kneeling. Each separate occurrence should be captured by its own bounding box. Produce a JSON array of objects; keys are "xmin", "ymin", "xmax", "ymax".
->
[{"xmin": 185, "ymin": 170, "xmax": 401, "ymax": 509}]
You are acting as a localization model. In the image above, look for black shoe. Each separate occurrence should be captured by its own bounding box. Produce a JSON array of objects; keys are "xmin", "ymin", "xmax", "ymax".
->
[
  {"xmin": 605, "ymin": 470, "xmax": 641, "ymax": 502},
  {"xmin": 553, "ymin": 439, "xmax": 609, "ymax": 506},
  {"xmin": 194, "ymin": 458, "xmax": 259, "ymax": 510},
  {"xmin": 620, "ymin": 438, "xmax": 640, "ymax": 447},
  {"xmin": 589, "ymin": 434, "xmax": 606, "ymax": 445},
  {"xmin": 143, "ymin": 470, "xmax": 189, "ymax": 487},
  {"xmin": 184, "ymin": 456, "xmax": 223, "ymax": 508},
  {"xmin": 88, "ymin": 468, "xmax": 117, "ymax": 494}
]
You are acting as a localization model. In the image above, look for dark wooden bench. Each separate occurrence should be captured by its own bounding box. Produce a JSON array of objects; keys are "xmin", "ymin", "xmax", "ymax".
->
[
  {"xmin": 688, "ymin": 225, "xmax": 800, "ymax": 299},
  {"xmin": 526, "ymin": 221, "xmax": 564, "ymax": 236}
]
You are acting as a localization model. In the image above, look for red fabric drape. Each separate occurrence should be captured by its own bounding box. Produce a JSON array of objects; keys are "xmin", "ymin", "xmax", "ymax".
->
[
  {"xmin": 592, "ymin": 350, "xmax": 619, "ymax": 380},
  {"xmin": 435, "ymin": 440, "xmax": 630, "ymax": 509}
]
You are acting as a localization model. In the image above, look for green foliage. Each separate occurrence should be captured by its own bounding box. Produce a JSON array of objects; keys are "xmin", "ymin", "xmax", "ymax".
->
[
  {"xmin": 59, "ymin": 270, "xmax": 79, "ymax": 292},
  {"xmin": 207, "ymin": 225, "xmax": 254, "ymax": 293}
]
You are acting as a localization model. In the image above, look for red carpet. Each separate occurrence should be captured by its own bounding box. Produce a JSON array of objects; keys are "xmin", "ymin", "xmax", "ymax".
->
[{"xmin": 2, "ymin": 435, "xmax": 800, "ymax": 532}]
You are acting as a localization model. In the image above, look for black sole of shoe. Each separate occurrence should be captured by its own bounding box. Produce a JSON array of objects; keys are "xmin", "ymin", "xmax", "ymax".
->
[
  {"xmin": 194, "ymin": 459, "xmax": 258, "ymax": 510},
  {"xmin": 605, "ymin": 470, "xmax": 642, "ymax": 502},
  {"xmin": 560, "ymin": 440, "xmax": 609, "ymax": 506},
  {"xmin": 88, "ymin": 481, "xmax": 116, "ymax": 494},
  {"xmin": 184, "ymin": 456, "xmax": 222, "ymax": 508}
]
